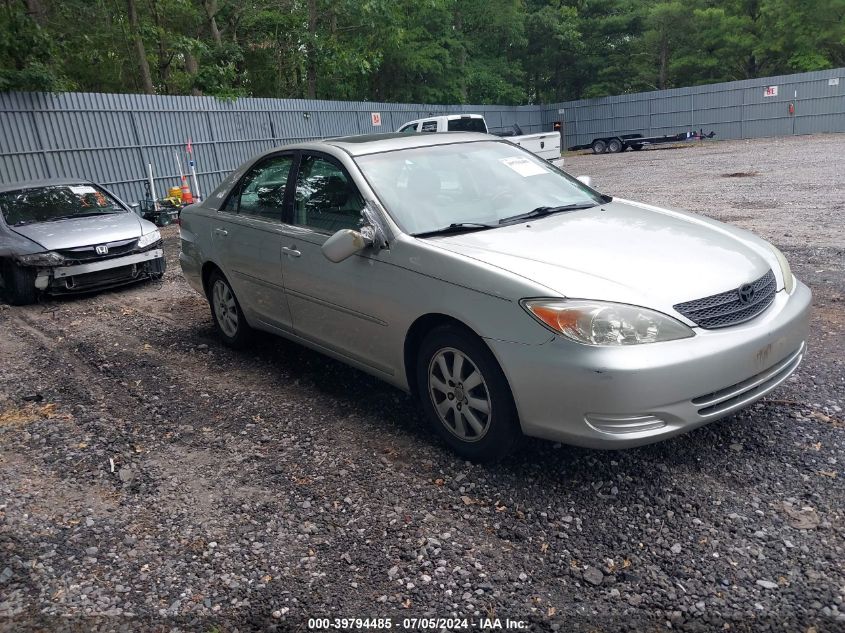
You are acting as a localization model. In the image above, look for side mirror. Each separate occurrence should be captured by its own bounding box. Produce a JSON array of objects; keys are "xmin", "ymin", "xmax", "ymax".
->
[
  {"xmin": 322, "ymin": 228, "xmax": 372, "ymax": 263},
  {"xmin": 576, "ymin": 175, "xmax": 593, "ymax": 188}
]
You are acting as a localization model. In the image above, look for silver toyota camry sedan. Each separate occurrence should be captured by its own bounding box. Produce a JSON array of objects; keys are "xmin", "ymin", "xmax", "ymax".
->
[{"xmin": 180, "ymin": 132, "xmax": 810, "ymax": 461}]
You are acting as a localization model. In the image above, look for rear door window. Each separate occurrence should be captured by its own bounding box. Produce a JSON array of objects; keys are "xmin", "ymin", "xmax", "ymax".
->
[
  {"xmin": 447, "ymin": 118, "xmax": 486, "ymax": 133},
  {"xmin": 228, "ymin": 155, "xmax": 294, "ymax": 221}
]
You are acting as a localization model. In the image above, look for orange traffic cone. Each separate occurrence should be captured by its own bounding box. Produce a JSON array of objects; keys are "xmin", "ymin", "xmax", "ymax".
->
[{"xmin": 180, "ymin": 176, "xmax": 194, "ymax": 204}]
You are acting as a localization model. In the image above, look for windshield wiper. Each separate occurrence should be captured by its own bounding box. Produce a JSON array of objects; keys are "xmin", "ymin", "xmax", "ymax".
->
[
  {"xmin": 499, "ymin": 202, "xmax": 598, "ymax": 225},
  {"xmin": 413, "ymin": 222, "xmax": 499, "ymax": 238},
  {"xmin": 68, "ymin": 211, "xmax": 119, "ymax": 218}
]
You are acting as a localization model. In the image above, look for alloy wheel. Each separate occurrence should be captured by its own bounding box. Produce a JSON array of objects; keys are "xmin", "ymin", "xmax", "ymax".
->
[
  {"xmin": 212, "ymin": 279, "xmax": 239, "ymax": 338},
  {"xmin": 427, "ymin": 347, "xmax": 492, "ymax": 442}
]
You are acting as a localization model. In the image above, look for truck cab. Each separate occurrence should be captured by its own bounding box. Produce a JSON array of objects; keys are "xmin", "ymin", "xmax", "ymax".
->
[
  {"xmin": 397, "ymin": 114, "xmax": 562, "ymax": 166},
  {"xmin": 398, "ymin": 114, "xmax": 488, "ymax": 134}
]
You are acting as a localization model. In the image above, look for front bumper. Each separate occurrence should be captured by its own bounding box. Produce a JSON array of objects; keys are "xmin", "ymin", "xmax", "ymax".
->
[
  {"xmin": 487, "ymin": 281, "xmax": 811, "ymax": 449},
  {"xmin": 35, "ymin": 249, "xmax": 165, "ymax": 294}
]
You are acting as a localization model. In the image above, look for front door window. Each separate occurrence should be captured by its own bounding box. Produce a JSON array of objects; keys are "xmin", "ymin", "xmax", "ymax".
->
[{"xmin": 293, "ymin": 156, "xmax": 364, "ymax": 233}]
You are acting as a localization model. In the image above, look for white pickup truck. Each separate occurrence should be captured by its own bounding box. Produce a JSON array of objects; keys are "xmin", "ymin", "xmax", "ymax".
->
[{"xmin": 397, "ymin": 114, "xmax": 563, "ymax": 166}]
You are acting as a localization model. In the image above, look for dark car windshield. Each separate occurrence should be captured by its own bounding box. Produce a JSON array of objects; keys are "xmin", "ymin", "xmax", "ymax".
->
[
  {"xmin": 0, "ymin": 184, "xmax": 126, "ymax": 227},
  {"xmin": 355, "ymin": 140, "xmax": 602, "ymax": 235}
]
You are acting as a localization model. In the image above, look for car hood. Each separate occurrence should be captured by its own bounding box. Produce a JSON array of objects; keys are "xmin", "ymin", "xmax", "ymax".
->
[
  {"xmin": 427, "ymin": 198, "xmax": 778, "ymax": 315},
  {"xmin": 11, "ymin": 212, "xmax": 144, "ymax": 250}
]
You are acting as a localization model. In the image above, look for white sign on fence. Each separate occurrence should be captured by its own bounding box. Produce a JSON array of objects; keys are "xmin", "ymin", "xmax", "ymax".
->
[
  {"xmin": 764, "ymin": 86, "xmax": 778, "ymax": 97},
  {"xmin": 830, "ymin": 77, "xmax": 840, "ymax": 86},
  {"xmin": 371, "ymin": 112, "xmax": 382, "ymax": 126}
]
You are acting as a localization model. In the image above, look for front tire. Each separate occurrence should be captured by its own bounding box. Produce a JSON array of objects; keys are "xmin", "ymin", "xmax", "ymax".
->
[
  {"xmin": 416, "ymin": 325, "xmax": 522, "ymax": 462},
  {"xmin": 207, "ymin": 270, "xmax": 252, "ymax": 348},
  {"xmin": 1, "ymin": 260, "xmax": 38, "ymax": 306},
  {"xmin": 591, "ymin": 139, "xmax": 607, "ymax": 154}
]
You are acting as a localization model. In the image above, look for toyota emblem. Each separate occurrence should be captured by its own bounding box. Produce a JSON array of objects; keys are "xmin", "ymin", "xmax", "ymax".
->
[
  {"xmin": 737, "ymin": 283, "xmax": 755, "ymax": 305},
  {"xmin": 95, "ymin": 245, "xmax": 109, "ymax": 255}
]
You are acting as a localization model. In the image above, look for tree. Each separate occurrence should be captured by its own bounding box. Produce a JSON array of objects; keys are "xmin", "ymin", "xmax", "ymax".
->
[{"xmin": 125, "ymin": 0, "xmax": 154, "ymax": 93}]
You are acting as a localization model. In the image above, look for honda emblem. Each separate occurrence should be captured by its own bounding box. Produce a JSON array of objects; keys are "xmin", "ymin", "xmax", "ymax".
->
[{"xmin": 95, "ymin": 245, "xmax": 109, "ymax": 255}]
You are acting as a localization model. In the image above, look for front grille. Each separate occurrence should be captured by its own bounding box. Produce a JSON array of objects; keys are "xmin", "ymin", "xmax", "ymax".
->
[
  {"xmin": 691, "ymin": 343, "xmax": 804, "ymax": 417},
  {"xmin": 674, "ymin": 269, "xmax": 777, "ymax": 329},
  {"xmin": 56, "ymin": 238, "xmax": 138, "ymax": 262}
]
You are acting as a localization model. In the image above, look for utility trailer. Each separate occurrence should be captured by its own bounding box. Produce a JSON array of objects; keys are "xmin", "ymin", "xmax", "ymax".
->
[{"xmin": 569, "ymin": 130, "xmax": 715, "ymax": 154}]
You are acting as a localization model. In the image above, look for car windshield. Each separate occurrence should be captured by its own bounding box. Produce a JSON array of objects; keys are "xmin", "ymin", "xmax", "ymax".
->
[
  {"xmin": 354, "ymin": 140, "xmax": 602, "ymax": 235},
  {"xmin": 0, "ymin": 184, "xmax": 126, "ymax": 227}
]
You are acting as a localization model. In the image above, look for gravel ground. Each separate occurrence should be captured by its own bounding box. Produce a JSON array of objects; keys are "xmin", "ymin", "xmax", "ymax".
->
[{"xmin": 1, "ymin": 134, "xmax": 843, "ymax": 632}]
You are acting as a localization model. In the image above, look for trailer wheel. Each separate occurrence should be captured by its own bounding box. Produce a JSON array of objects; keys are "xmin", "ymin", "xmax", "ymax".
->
[
  {"xmin": 608, "ymin": 138, "xmax": 623, "ymax": 153},
  {"xmin": 591, "ymin": 139, "xmax": 607, "ymax": 154}
]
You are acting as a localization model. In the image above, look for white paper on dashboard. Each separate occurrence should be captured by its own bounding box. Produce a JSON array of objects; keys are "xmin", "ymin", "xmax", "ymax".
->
[
  {"xmin": 499, "ymin": 157, "xmax": 547, "ymax": 177},
  {"xmin": 69, "ymin": 185, "xmax": 98, "ymax": 195}
]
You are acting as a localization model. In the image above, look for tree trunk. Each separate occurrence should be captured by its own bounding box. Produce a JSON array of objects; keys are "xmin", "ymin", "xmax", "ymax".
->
[
  {"xmin": 658, "ymin": 36, "xmax": 668, "ymax": 90},
  {"xmin": 306, "ymin": 0, "xmax": 317, "ymax": 99},
  {"xmin": 203, "ymin": 0, "xmax": 222, "ymax": 45},
  {"xmin": 126, "ymin": 0, "xmax": 155, "ymax": 94},
  {"xmin": 24, "ymin": 0, "xmax": 47, "ymax": 26},
  {"xmin": 185, "ymin": 51, "xmax": 202, "ymax": 96},
  {"xmin": 454, "ymin": 7, "xmax": 467, "ymax": 102}
]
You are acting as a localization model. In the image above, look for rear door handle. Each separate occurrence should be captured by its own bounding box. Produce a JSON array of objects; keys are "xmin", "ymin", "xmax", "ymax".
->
[
  {"xmin": 282, "ymin": 246, "xmax": 301, "ymax": 258},
  {"xmin": 214, "ymin": 228, "xmax": 228, "ymax": 236}
]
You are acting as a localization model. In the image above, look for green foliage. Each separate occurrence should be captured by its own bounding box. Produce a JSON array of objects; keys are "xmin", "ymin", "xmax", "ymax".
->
[
  {"xmin": 0, "ymin": 2, "xmax": 67, "ymax": 91},
  {"xmin": 0, "ymin": 0, "xmax": 843, "ymax": 102}
]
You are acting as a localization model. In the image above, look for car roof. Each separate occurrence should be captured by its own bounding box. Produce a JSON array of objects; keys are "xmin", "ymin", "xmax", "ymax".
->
[
  {"xmin": 323, "ymin": 131, "xmax": 496, "ymax": 156},
  {"xmin": 0, "ymin": 178, "xmax": 94, "ymax": 194}
]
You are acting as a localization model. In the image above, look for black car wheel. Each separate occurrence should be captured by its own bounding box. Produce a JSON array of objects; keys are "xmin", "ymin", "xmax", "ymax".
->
[{"xmin": 1, "ymin": 260, "xmax": 38, "ymax": 306}]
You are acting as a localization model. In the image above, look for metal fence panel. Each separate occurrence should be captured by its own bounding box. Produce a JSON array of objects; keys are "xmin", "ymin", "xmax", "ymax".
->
[
  {"xmin": 548, "ymin": 67, "xmax": 844, "ymax": 149},
  {"xmin": 0, "ymin": 67, "xmax": 843, "ymax": 203}
]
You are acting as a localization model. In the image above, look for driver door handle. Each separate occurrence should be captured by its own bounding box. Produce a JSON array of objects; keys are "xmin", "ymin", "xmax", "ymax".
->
[
  {"xmin": 214, "ymin": 228, "xmax": 228, "ymax": 236},
  {"xmin": 282, "ymin": 246, "xmax": 301, "ymax": 258}
]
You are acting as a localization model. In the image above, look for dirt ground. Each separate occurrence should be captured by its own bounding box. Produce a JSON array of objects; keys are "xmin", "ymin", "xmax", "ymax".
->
[{"xmin": 0, "ymin": 134, "xmax": 843, "ymax": 632}]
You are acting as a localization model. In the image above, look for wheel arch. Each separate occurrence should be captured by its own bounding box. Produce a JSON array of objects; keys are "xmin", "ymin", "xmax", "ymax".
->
[
  {"xmin": 403, "ymin": 312, "xmax": 505, "ymax": 400},
  {"xmin": 201, "ymin": 261, "xmax": 223, "ymax": 298}
]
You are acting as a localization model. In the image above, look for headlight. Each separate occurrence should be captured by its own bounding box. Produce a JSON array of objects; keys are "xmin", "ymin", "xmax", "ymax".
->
[
  {"xmin": 523, "ymin": 299, "xmax": 695, "ymax": 346},
  {"xmin": 17, "ymin": 251, "xmax": 66, "ymax": 266},
  {"xmin": 137, "ymin": 230, "xmax": 161, "ymax": 249},
  {"xmin": 770, "ymin": 245, "xmax": 795, "ymax": 294}
]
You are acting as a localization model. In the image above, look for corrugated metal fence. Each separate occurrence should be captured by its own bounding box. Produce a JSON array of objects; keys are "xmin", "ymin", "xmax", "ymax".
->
[
  {"xmin": 545, "ymin": 68, "xmax": 845, "ymax": 150},
  {"xmin": 1, "ymin": 67, "xmax": 843, "ymax": 204},
  {"xmin": 0, "ymin": 93, "xmax": 544, "ymax": 205}
]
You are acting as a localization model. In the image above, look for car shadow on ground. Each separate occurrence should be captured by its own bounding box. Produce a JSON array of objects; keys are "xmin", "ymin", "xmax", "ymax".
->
[{"xmin": 230, "ymin": 326, "xmax": 777, "ymax": 496}]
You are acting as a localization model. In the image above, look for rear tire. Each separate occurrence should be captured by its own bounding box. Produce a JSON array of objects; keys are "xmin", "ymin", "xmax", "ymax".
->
[
  {"xmin": 591, "ymin": 139, "xmax": 607, "ymax": 154},
  {"xmin": 207, "ymin": 270, "xmax": 252, "ymax": 348},
  {"xmin": 416, "ymin": 325, "xmax": 522, "ymax": 462},
  {"xmin": 608, "ymin": 138, "xmax": 623, "ymax": 153},
  {"xmin": 1, "ymin": 260, "xmax": 38, "ymax": 306}
]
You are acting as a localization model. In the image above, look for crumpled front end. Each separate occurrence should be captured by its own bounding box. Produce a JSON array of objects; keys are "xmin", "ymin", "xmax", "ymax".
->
[{"xmin": 27, "ymin": 238, "xmax": 166, "ymax": 295}]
